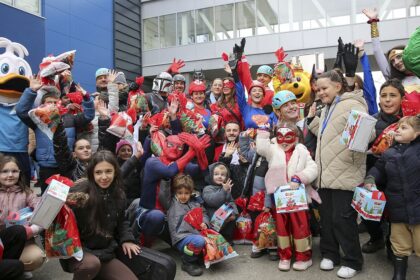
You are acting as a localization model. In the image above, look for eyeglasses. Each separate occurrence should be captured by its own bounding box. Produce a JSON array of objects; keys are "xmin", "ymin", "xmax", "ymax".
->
[{"xmin": 0, "ymin": 169, "xmax": 20, "ymax": 175}]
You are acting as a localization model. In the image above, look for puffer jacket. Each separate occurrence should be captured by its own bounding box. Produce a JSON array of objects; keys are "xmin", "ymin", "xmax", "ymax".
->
[
  {"xmin": 159, "ymin": 179, "xmax": 209, "ymax": 246},
  {"xmin": 0, "ymin": 185, "xmax": 39, "ymax": 229},
  {"xmin": 202, "ymin": 162, "xmax": 239, "ymax": 218},
  {"xmin": 308, "ymin": 90, "xmax": 370, "ymax": 191},
  {"xmin": 368, "ymin": 137, "xmax": 420, "ymax": 225}
]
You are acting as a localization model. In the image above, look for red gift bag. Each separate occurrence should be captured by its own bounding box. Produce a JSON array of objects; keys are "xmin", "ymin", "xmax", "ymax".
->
[
  {"xmin": 247, "ymin": 191, "xmax": 265, "ymax": 212},
  {"xmin": 253, "ymin": 212, "xmax": 277, "ymax": 250},
  {"xmin": 233, "ymin": 197, "xmax": 253, "ymax": 245}
]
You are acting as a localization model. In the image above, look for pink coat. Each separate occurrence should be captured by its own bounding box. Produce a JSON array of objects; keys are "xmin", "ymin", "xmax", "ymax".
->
[{"xmin": 0, "ymin": 185, "xmax": 39, "ymax": 228}]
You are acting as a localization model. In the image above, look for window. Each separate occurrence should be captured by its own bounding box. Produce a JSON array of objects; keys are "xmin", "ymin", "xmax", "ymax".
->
[
  {"xmin": 215, "ymin": 4, "xmax": 234, "ymax": 40},
  {"xmin": 143, "ymin": 17, "xmax": 159, "ymax": 50},
  {"xmin": 196, "ymin": 7, "xmax": 215, "ymax": 43},
  {"xmin": 177, "ymin": 11, "xmax": 195, "ymax": 45},
  {"xmin": 256, "ymin": 0, "xmax": 279, "ymax": 35},
  {"xmin": 1, "ymin": 0, "xmax": 41, "ymax": 16},
  {"xmin": 159, "ymin": 14, "xmax": 176, "ymax": 48},
  {"xmin": 236, "ymin": 0, "xmax": 256, "ymax": 38}
]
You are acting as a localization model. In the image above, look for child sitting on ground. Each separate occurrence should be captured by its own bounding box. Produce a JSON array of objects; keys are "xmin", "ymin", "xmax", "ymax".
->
[
  {"xmin": 365, "ymin": 115, "xmax": 420, "ymax": 280},
  {"xmin": 202, "ymin": 162, "xmax": 239, "ymax": 243},
  {"xmin": 159, "ymin": 173, "xmax": 210, "ymax": 277}
]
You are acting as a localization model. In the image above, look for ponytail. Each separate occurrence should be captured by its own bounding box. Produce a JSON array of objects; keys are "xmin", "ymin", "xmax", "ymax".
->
[{"xmin": 318, "ymin": 69, "xmax": 351, "ymax": 94}]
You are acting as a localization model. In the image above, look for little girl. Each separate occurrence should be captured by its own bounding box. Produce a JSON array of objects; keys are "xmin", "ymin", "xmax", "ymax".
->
[
  {"xmin": 202, "ymin": 162, "xmax": 239, "ymax": 243},
  {"xmin": 256, "ymin": 121, "xmax": 318, "ymax": 272},
  {"xmin": 365, "ymin": 115, "xmax": 420, "ymax": 280},
  {"xmin": 160, "ymin": 173, "xmax": 209, "ymax": 277},
  {"xmin": 0, "ymin": 156, "xmax": 45, "ymax": 278}
]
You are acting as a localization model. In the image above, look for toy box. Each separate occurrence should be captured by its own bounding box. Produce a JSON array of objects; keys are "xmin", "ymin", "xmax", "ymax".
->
[
  {"xmin": 210, "ymin": 204, "xmax": 234, "ymax": 232},
  {"xmin": 340, "ymin": 110, "xmax": 377, "ymax": 152},
  {"xmin": 5, "ymin": 207, "xmax": 33, "ymax": 227},
  {"xmin": 351, "ymin": 187, "xmax": 386, "ymax": 221},
  {"xmin": 274, "ymin": 184, "xmax": 308, "ymax": 213}
]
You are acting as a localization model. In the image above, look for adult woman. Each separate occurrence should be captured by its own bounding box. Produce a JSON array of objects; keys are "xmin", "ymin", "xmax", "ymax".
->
[
  {"xmin": 207, "ymin": 78, "xmax": 223, "ymax": 104},
  {"xmin": 61, "ymin": 151, "xmax": 140, "ymax": 280}
]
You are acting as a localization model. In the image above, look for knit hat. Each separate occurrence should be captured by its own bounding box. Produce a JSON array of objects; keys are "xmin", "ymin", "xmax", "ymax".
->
[
  {"xmin": 272, "ymin": 90, "xmax": 296, "ymax": 109},
  {"xmin": 115, "ymin": 139, "xmax": 132, "ymax": 154},
  {"xmin": 114, "ymin": 72, "xmax": 127, "ymax": 84},
  {"xmin": 95, "ymin": 68, "xmax": 109, "ymax": 79}
]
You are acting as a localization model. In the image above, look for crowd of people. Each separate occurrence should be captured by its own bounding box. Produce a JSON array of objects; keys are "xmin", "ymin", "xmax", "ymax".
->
[{"xmin": 0, "ymin": 7, "xmax": 419, "ymax": 280}]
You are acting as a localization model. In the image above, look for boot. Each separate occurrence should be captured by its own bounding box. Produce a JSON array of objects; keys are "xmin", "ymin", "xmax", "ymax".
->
[
  {"xmin": 181, "ymin": 255, "xmax": 203, "ymax": 277},
  {"xmin": 392, "ymin": 256, "xmax": 407, "ymax": 280}
]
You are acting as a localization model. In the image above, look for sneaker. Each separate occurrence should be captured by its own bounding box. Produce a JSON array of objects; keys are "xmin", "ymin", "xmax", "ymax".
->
[
  {"xmin": 23, "ymin": 272, "xmax": 33, "ymax": 279},
  {"xmin": 268, "ymin": 250, "xmax": 279, "ymax": 261},
  {"xmin": 278, "ymin": 259, "xmax": 291, "ymax": 271},
  {"xmin": 250, "ymin": 250, "xmax": 265, "ymax": 258},
  {"xmin": 293, "ymin": 259, "xmax": 313, "ymax": 271},
  {"xmin": 337, "ymin": 266, "xmax": 357, "ymax": 278},
  {"xmin": 181, "ymin": 263, "xmax": 203, "ymax": 277},
  {"xmin": 361, "ymin": 239, "xmax": 385, "ymax": 254},
  {"xmin": 320, "ymin": 258, "xmax": 334, "ymax": 271}
]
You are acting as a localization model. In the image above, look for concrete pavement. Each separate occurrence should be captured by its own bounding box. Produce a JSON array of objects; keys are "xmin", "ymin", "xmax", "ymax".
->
[{"xmin": 32, "ymin": 233, "xmax": 420, "ymax": 280}]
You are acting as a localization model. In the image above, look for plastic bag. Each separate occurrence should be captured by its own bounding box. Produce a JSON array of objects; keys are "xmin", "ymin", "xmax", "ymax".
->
[
  {"xmin": 150, "ymin": 130, "xmax": 166, "ymax": 156},
  {"xmin": 233, "ymin": 198, "xmax": 253, "ymax": 245},
  {"xmin": 45, "ymin": 204, "xmax": 83, "ymax": 260},
  {"xmin": 184, "ymin": 208, "xmax": 238, "ymax": 268},
  {"xmin": 401, "ymin": 93, "xmax": 420, "ymax": 117},
  {"xmin": 253, "ymin": 212, "xmax": 277, "ymax": 250},
  {"xmin": 247, "ymin": 191, "xmax": 265, "ymax": 212},
  {"xmin": 28, "ymin": 104, "xmax": 61, "ymax": 140},
  {"xmin": 106, "ymin": 112, "xmax": 134, "ymax": 139},
  {"xmin": 371, "ymin": 123, "xmax": 398, "ymax": 155},
  {"xmin": 178, "ymin": 110, "xmax": 205, "ymax": 135}
]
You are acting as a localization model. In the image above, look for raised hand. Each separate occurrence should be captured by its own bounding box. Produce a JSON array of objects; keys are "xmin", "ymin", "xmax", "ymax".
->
[
  {"xmin": 222, "ymin": 178, "xmax": 234, "ymax": 192},
  {"xmin": 108, "ymin": 69, "xmax": 117, "ymax": 84},
  {"xmin": 167, "ymin": 58, "xmax": 185, "ymax": 74},
  {"xmin": 97, "ymin": 99, "xmax": 109, "ymax": 118},
  {"xmin": 168, "ymin": 98, "xmax": 179, "ymax": 120},
  {"xmin": 224, "ymin": 142, "xmax": 238, "ymax": 157},
  {"xmin": 135, "ymin": 141, "xmax": 144, "ymax": 159},
  {"xmin": 342, "ymin": 43, "xmax": 359, "ymax": 77},
  {"xmin": 362, "ymin": 8, "xmax": 378, "ymax": 20},
  {"xmin": 29, "ymin": 74, "xmax": 42, "ymax": 92}
]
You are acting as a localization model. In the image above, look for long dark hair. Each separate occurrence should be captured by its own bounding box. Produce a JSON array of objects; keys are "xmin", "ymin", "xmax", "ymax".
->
[
  {"xmin": 0, "ymin": 155, "xmax": 31, "ymax": 194},
  {"xmin": 83, "ymin": 150, "xmax": 126, "ymax": 237},
  {"xmin": 387, "ymin": 45, "xmax": 406, "ymax": 80}
]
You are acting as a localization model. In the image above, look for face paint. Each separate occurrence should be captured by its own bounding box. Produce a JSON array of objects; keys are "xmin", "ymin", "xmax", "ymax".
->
[{"xmin": 276, "ymin": 127, "xmax": 297, "ymax": 144}]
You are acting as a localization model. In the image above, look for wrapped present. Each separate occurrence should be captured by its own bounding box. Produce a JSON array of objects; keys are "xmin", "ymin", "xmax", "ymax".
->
[
  {"xmin": 31, "ymin": 179, "xmax": 70, "ymax": 229},
  {"xmin": 274, "ymin": 184, "xmax": 308, "ymax": 213},
  {"xmin": 5, "ymin": 207, "xmax": 33, "ymax": 227},
  {"xmin": 210, "ymin": 204, "xmax": 234, "ymax": 232},
  {"xmin": 150, "ymin": 130, "xmax": 166, "ymax": 156},
  {"xmin": 106, "ymin": 111, "xmax": 134, "ymax": 139},
  {"xmin": 28, "ymin": 104, "xmax": 61, "ymax": 140},
  {"xmin": 184, "ymin": 208, "xmax": 238, "ymax": 268},
  {"xmin": 351, "ymin": 186, "xmax": 386, "ymax": 222},
  {"xmin": 45, "ymin": 204, "xmax": 83, "ymax": 260},
  {"xmin": 247, "ymin": 191, "xmax": 265, "ymax": 212},
  {"xmin": 253, "ymin": 212, "xmax": 277, "ymax": 250},
  {"xmin": 233, "ymin": 197, "xmax": 253, "ymax": 245},
  {"xmin": 340, "ymin": 110, "xmax": 377, "ymax": 152},
  {"xmin": 401, "ymin": 92, "xmax": 420, "ymax": 117},
  {"xmin": 178, "ymin": 110, "xmax": 205, "ymax": 135}
]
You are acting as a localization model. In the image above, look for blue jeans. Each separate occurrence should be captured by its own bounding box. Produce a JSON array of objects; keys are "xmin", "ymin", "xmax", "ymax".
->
[
  {"xmin": 176, "ymin": 235, "xmax": 206, "ymax": 262},
  {"xmin": 137, "ymin": 209, "xmax": 166, "ymax": 236}
]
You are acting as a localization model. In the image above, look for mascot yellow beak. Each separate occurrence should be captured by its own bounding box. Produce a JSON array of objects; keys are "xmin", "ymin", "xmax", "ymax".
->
[{"xmin": 0, "ymin": 73, "xmax": 30, "ymax": 98}]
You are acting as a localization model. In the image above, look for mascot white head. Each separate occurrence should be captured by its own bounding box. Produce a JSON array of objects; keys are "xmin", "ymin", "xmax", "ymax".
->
[{"xmin": 0, "ymin": 37, "xmax": 32, "ymax": 104}]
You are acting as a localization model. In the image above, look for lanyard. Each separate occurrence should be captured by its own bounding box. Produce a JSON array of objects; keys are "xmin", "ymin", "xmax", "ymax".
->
[{"xmin": 320, "ymin": 96, "xmax": 341, "ymax": 136}]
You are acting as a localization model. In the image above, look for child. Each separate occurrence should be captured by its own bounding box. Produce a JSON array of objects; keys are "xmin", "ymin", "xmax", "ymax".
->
[
  {"xmin": 61, "ymin": 150, "xmax": 140, "ymax": 280},
  {"xmin": 202, "ymin": 162, "xmax": 239, "ymax": 243},
  {"xmin": 160, "ymin": 173, "xmax": 209, "ymax": 277},
  {"xmin": 307, "ymin": 70, "xmax": 368, "ymax": 278},
  {"xmin": 365, "ymin": 115, "xmax": 420, "ymax": 280},
  {"xmin": 0, "ymin": 156, "xmax": 45, "ymax": 279},
  {"xmin": 256, "ymin": 121, "xmax": 318, "ymax": 271}
]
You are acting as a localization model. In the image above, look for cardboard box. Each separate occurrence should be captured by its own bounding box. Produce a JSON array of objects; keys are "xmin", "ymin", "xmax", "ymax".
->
[
  {"xmin": 351, "ymin": 187, "xmax": 386, "ymax": 221},
  {"xmin": 5, "ymin": 207, "xmax": 33, "ymax": 227},
  {"xmin": 340, "ymin": 110, "xmax": 377, "ymax": 152},
  {"xmin": 274, "ymin": 184, "xmax": 308, "ymax": 213},
  {"xmin": 210, "ymin": 204, "xmax": 234, "ymax": 232},
  {"xmin": 31, "ymin": 179, "xmax": 70, "ymax": 229}
]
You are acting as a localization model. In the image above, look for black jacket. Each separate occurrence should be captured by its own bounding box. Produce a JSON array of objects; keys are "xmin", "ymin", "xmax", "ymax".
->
[{"xmin": 368, "ymin": 137, "xmax": 420, "ymax": 225}]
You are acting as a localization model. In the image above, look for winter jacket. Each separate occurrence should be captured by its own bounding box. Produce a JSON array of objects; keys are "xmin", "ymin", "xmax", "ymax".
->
[
  {"xmin": 367, "ymin": 137, "xmax": 420, "ymax": 225},
  {"xmin": 53, "ymin": 121, "xmax": 87, "ymax": 181},
  {"xmin": 159, "ymin": 179, "xmax": 210, "ymax": 246},
  {"xmin": 70, "ymin": 181, "xmax": 135, "ymax": 261},
  {"xmin": 256, "ymin": 131, "xmax": 318, "ymax": 195},
  {"xmin": 0, "ymin": 185, "xmax": 39, "ymax": 229},
  {"xmin": 218, "ymin": 150, "xmax": 249, "ymax": 199},
  {"xmin": 16, "ymin": 88, "xmax": 95, "ymax": 168},
  {"xmin": 308, "ymin": 90, "xmax": 370, "ymax": 191},
  {"xmin": 0, "ymin": 103, "xmax": 28, "ymax": 153},
  {"xmin": 202, "ymin": 163, "xmax": 239, "ymax": 218}
]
